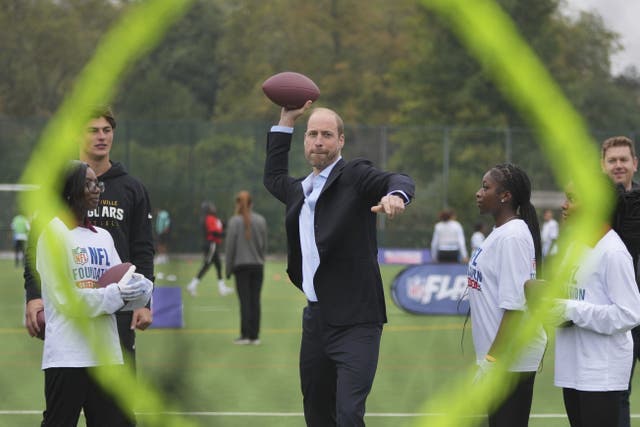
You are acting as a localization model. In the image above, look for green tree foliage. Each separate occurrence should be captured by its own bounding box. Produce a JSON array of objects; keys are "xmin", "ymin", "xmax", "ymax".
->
[
  {"xmin": 384, "ymin": 0, "xmax": 640, "ymax": 237},
  {"xmin": 115, "ymin": 0, "xmax": 225, "ymax": 119},
  {"xmin": 2, "ymin": 0, "xmax": 640, "ymax": 250},
  {"xmin": 212, "ymin": 0, "xmax": 419, "ymax": 124},
  {"xmin": 0, "ymin": 0, "xmax": 119, "ymax": 116},
  {"xmin": 2, "ymin": 0, "xmax": 638, "ymax": 127}
]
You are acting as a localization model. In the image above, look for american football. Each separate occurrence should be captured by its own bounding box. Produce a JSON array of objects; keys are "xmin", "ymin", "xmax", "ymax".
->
[
  {"xmin": 97, "ymin": 262, "xmax": 135, "ymax": 287},
  {"xmin": 262, "ymin": 71, "xmax": 320, "ymax": 109}
]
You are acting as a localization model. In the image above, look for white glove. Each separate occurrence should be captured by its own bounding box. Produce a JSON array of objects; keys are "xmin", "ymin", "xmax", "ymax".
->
[
  {"xmin": 115, "ymin": 265, "xmax": 136, "ymax": 291},
  {"xmin": 473, "ymin": 357, "xmax": 496, "ymax": 384},
  {"xmin": 118, "ymin": 272, "xmax": 153, "ymax": 301}
]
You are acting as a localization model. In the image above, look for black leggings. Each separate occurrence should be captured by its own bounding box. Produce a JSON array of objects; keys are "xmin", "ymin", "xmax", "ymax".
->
[
  {"xmin": 436, "ymin": 249, "xmax": 460, "ymax": 263},
  {"xmin": 42, "ymin": 367, "xmax": 134, "ymax": 427},
  {"xmin": 234, "ymin": 265, "xmax": 263, "ymax": 340},
  {"xmin": 488, "ymin": 371, "xmax": 536, "ymax": 427},
  {"xmin": 563, "ymin": 388, "xmax": 621, "ymax": 427},
  {"xmin": 14, "ymin": 239, "xmax": 25, "ymax": 265},
  {"xmin": 196, "ymin": 242, "xmax": 222, "ymax": 280},
  {"xmin": 618, "ymin": 325, "xmax": 640, "ymax": 427}
]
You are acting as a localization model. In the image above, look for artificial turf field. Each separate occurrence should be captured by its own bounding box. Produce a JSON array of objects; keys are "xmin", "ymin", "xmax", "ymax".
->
[{"xmin": 1, "ymin": 256, "xmax": 639, "ymax": 427}]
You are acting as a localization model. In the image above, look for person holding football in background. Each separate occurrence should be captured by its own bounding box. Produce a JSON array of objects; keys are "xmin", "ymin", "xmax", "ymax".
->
[
  {"xmin": 24, "ymin": 106, "xmax": 155, "ymax": 374},
  {"xmin": 38, "ymin": 160, "xmax": 151, "ymax": 426}
]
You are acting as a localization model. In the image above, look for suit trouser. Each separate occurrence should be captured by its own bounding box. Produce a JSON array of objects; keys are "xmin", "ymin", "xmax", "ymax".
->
[
  {"xmin": 300, "ymin": 303, "xmax": 382, "ymax": 427},
  {"xmin": 42, "ymin": 367, "xmax": 135, "ymax": 427}
]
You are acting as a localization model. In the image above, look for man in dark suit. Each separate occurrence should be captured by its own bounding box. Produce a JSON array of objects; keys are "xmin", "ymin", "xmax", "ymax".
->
[{"xmin": 263, "ymin": 101, "xmax": 415, "ymax": 426}]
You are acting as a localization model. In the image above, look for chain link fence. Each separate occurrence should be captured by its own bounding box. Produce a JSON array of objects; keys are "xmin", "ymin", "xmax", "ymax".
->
[{"xmin": 0, "ymin": 117, "xmax": 634, "ymax": 254}]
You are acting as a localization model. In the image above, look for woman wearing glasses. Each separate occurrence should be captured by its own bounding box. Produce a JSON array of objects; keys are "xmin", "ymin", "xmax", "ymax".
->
[{"xmin": 37, "ymin": 161, "xmax": 152, "ymax": 427}]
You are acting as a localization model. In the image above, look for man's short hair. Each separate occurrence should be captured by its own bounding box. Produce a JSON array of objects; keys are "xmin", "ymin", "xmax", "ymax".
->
[
  {"xmin": 602, "ymin": 136, "xmax": 636, "ymax": 159},
  {"xmin": 90, "ymin": 105, "xmax": 116, "ymax": 129},
  {"xmin": 310, "ymin": 107, "xmax": 344, "ymax": 136}
]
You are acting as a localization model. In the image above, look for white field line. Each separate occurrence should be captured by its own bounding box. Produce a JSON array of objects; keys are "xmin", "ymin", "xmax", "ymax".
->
[{"xmin": 2, "ymin": 410, "xmax": 639, "ymax": 418}]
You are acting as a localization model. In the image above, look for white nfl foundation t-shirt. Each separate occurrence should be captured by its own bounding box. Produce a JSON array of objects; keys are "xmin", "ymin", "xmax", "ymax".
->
[
  {"xmin": 37, "ymin": 218, "xmax": 125, "ymax": 369},
  {"xmin": 555, "ymin": 230, "xmax": 640, "ymax": 391},
  {"xmin": 467, "ymin": 219, "xmax": 547, "ymax": 371}
]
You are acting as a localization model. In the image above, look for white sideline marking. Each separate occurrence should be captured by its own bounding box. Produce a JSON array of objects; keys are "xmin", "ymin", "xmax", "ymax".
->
[
  {"xmin": 5, "ymin": 410, "xmax": 640, "ymax": 418},
  {"xmin": 2, "ymin": 410, "xmax": 639, "ymax": 418}
]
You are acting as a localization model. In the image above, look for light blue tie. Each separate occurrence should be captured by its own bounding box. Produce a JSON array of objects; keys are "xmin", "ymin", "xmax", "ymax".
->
[{"xmin": 306, "ymin": 175, "xmax": 325, "ymax": 211}]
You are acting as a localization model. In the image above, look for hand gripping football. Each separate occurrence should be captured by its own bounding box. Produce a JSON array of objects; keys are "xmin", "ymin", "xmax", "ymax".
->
[
  {"xmin": 262, "ymin": 71, "xmax": 320, "ymax": 109},
  {"xmin": 34, "ymin": 262, "xmax": 135, "ymax": 341}
]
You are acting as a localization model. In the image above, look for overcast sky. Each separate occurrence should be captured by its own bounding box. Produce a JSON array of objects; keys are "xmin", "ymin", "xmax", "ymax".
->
[{"xmin": 561, "ymin": 0, "xmax": 640, "ymax": 75}]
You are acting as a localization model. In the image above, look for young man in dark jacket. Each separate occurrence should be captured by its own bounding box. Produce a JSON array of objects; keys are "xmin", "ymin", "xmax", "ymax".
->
[{"xmin": 24, "ymin": 106, "xmax": 155, "ymax": 374}]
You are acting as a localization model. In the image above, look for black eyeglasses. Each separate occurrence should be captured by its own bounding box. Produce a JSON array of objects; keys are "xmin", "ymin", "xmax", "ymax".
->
[{"xmin": 86, "ymin": 180, "xmax": 105, "ymax": 193}]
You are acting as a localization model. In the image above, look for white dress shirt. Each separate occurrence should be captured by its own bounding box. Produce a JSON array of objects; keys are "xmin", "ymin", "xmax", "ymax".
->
[{"xmin": 299, "ymin": 159, "xmax": 341, "ymax": 301}]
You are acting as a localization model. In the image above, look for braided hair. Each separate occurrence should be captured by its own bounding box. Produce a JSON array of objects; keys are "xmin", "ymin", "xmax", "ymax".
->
[
  {"xmin": 62, "ymin": 160, "xmax": 89, "ymax": 220},
  {"xmin": 489, "ymin": 163, "xmax": 542, "ymax": 271}
]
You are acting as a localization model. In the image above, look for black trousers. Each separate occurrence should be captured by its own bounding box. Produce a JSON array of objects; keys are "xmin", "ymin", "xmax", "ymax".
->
[
  {"xmin": 436, "ymin": 249, "xmax": 460, "ymax": 263},
  {"xmin": 197, "ymin": 242, "xmax": 223, "ymax": 280},
  {"xmin": 564, "ymin": 388, "xmax": 621, "ymax": 427},
  {"xmin": 488, "ymin": 371, "xmax": 536, "ymax": 427},
  {"xmin": 114, "ymin": 311, "xmax": 138, "ymax": 425},
  {"xmin": 234, "ymin": 265, "xmax": 263, "ymax": 340},
  {"xmin": 14, "ymin": 239, "xmax": 25, "ymax": 266},
  {"xmin": 618, "ymin": 325, "xmax": 640, "ymax": 427},
  {"xmin": 115, "ymin": 311, "xmax": 136, "ymax": 372},
  {"xmin": 300, "ymin": 303, "xmax": 382, "ymax": 427},
  {"xmin": 42, "ymin": 367, "xmax": 134, "ymax": 427}
]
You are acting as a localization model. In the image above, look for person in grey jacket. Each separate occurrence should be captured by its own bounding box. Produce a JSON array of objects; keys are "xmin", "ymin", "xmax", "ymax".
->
[{"xmin": 225, "ymin": 190, "xmax": 267, "ymax": 345}]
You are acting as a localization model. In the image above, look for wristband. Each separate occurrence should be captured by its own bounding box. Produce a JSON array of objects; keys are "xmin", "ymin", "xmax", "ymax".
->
[{"xmin": 485, "ymin": 354, "xmax": 497, "ymax": 363}]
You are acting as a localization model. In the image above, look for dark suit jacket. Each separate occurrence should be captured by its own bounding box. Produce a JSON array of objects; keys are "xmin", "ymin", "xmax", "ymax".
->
[{"xmin": 264, "ymin": 131, "xmax": 415, "ymax": 326}]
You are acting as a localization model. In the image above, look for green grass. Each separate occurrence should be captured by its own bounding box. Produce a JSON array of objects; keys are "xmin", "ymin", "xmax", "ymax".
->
[{"xmin": 1, "ymin": 257, "xmax": 639, "ymax": 426}]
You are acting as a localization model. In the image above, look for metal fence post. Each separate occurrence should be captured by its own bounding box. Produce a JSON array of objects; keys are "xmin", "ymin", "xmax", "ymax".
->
[
  {"xmin": 443, "ymin": 126, "xmax": 450, "ymax": 208},
  {"xmin": 505, "ymin": 126, "xmax": 512, "ymax": 163}
]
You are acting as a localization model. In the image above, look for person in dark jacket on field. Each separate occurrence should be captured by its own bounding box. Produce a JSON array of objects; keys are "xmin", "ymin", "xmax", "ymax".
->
[
  {"xmin": 24, "ymin": 106, "xmax": 155, "ymax": 378},
  {"xmin": 264, "ymin": 101, "xmax": 414, "ymax": 426}
]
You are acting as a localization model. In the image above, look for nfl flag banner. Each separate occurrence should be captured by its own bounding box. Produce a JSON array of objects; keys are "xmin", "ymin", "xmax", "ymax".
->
[
  {"xmin": 378, "ymin": 248, "xmax": 431, "ymax": 265},
  {"xmin": 390, "ymin": 263, "xmax": 469, "ymax": 315}
]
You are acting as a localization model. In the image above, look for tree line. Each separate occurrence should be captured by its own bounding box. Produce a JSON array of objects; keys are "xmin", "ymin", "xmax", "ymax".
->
[{"xmin": 1, "ymin": 0, "xmax": 638, "ymax": 251}]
